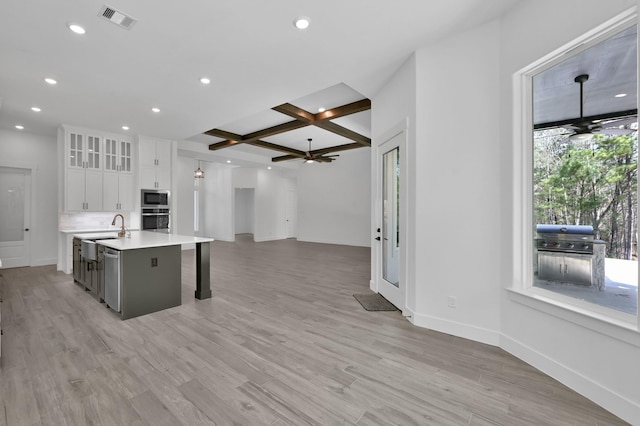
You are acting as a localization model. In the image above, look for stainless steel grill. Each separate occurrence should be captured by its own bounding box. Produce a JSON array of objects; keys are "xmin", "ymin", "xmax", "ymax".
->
[
  {"xmin": 535, "ymin": 224, "xmax": 600, "ymax": 287},
  {"xmin": 535, "ymin": 224, "xmax": 594, "ymax": 255}
]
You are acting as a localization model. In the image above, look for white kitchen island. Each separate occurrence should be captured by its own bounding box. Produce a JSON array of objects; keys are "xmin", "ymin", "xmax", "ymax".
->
[{"xmin": 75, "ymin": 231, "xmax": 213, "ymax": 320}]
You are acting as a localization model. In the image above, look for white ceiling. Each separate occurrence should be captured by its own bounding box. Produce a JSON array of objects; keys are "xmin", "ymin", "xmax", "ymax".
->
[{"xmin": 0, "ymin": 0, "xmax": 523, "ymax": 165}]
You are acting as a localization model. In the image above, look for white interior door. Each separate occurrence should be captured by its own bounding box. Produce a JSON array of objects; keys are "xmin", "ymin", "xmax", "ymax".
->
[
  {"xmin": 285, "ymin": 188, "xmax": 297, "ymax": 238},
  {"xmin": 375, "ymin": 130, "xmax": 405, "ymax": 310},
  {"xmin": 0, "ymin": 167, "xmax": 31, "ymax": 268}
]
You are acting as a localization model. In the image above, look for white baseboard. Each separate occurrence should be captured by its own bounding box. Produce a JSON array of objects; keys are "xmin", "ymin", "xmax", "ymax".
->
[
  {"xmin": 406, "ymin": 308, "xmax": 501, "ymax": 346},
  {"xmin": 32, "ymin": 257, "xmax": 57, "ymax": 267},
  {"xmin": 500, "ymin": 334, "xmax": 640, "ymax": 425}
]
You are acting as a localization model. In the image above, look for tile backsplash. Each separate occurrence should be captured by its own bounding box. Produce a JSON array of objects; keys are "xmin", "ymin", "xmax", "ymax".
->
[{"xmin": 59, "ymin": 212, "xmax": 138, "ymax": 231}]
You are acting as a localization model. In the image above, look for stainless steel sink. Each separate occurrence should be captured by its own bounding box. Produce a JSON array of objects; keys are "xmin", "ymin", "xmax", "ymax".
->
[{"xmin": 81, "ymin": 236, "xmax": 118, "ymax": 260}]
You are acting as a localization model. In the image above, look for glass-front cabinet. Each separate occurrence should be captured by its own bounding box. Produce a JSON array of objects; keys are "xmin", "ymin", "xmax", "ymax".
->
[{"xmin": 61, "ymin": 125, "xmax": 136, "ymax": 212}]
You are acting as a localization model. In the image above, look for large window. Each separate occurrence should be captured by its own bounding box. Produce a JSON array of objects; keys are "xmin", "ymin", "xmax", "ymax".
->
[{"xmin": 527, "ymin": 18, "xmax": 638, "ymax": 319}]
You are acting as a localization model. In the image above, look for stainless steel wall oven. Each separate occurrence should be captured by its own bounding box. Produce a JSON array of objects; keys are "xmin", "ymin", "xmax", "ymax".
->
[
  {"xmin": 141, "ymin": 189, "xmax": 170, "ymax": 233},
  {"xmin": 141, "ymin": 207, "xmax": 170, "ymax": 233}
]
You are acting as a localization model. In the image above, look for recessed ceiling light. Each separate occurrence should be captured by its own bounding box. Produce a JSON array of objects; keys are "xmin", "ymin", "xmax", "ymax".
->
[
  {"xmin": 318, "ymin": 107, "xmax": 326, "ymax": 113},
  {"xmin": 31, "ymin": 107, "xmax": 41, "ymax": 112},
  {"xmin": 226, "ymin": 160, "xmax": 231, "ymax": 164},
  {"xmin": 15, "ymin": 125, "xmax": 24, "ymax": 130},
  {"xmin": 68, "ymin": 23, "xmax": 86, "ymax": 34},
  {"xmin": 200, "ymin": 77, "xmax": 211, "ymax": 85},
  {"xmin": 615, "ymin": 93, "xmax": 627, "ymax": 98},
  {"xmin": 294, "ymin": 16, "xmax": 310, "ymax": 29},
  {"xmin": 152, "ymin": 107, "xmax": 160, "ymax": 113},
  {"xmin": 44, "ymin": 78, "xmax": 57, "ymax": 85},
  {"xmin": 122, "ymin": 125, "xmax": 130, "ymax": 131},
  {"xmin": 268, "ymin": 166, "xmax": 272, "ymax": 170}
]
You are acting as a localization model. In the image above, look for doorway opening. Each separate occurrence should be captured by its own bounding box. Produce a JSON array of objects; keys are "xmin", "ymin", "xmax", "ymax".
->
[{"xmin": 235, "ymin": 188, "xmax": 255, "ymax": 240}]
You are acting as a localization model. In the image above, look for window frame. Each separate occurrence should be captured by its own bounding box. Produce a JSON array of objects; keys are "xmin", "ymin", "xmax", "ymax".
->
[{"xmin": 510, "ymin": 7, "xmax": 640, "ymax": 334}]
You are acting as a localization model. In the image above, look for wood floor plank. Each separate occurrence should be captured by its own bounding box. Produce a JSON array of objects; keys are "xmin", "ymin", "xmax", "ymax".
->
[
  {"xmin": 0, "ymin": 235, "xmax": 630, "ymax": 425},
  {"xmin": 130, "ymin": 390, "xmax": 182, "ymax": 426},
  {"xmin": 178, "ymin": 378, "xmax": 251, "ymax": 425}
]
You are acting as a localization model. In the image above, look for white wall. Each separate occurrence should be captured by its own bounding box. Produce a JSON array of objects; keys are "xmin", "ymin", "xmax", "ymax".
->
[
  {"xmin": 372, "ymin": 54, "xmax": 417, "ymax": 312},
  {"xmin": 175, "ymin": 156, "xmax": 196, "ymax": 237},
  {"xmin": 0, "ymin": 129, "xmax": 58, "ymax": 266},
  {"xmin": 203, "ymin": 163, "xmax": 234, "ymax": 241},
  {"xmin": 414, "ymin": 20, "xmax": 503, "ymax": 342},
  {"xmin": 373, "ymin": 1, "xmax": 639, "ymax": 422},
  {"xmin": 234, "ymin": 188, "xmax": 255, "ymax": 234},
  {"xmin": 498, "ymin": 1, "xmax": 639, "ymax": 422},
  {"xmin": 296, "ymin": 149, "xmax": 371, "ymax": 247}
]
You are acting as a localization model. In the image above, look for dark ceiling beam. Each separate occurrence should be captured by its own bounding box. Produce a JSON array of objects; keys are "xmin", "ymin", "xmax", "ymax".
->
[
  {"xmin": 243, "ymin": 120, "xmax": 309, "ymax": 142},
  {"xmin": 315, "ymin": 99, "xmax": 371, "ymax": 121},
  {"xmin": 206, "ymin": 129, "xmax": 243, "ymax": 151},
  {"xmin": 534, "ymin": 109, "xmax": 637, "ymax": 130},
  {"xmin": 272, "ymin": 103, "xmax": 315, "ymax": 123},
  {"xmin": 208, "ymin": 121, "xmax": 308, "ymax": 151},
  {"xmin": 206, "ymin": 98, "xmax": 372, "ymax": 158},
  {"xmin": 314, "ymin": 121, "xmax": 371, "ymax": 146},
  {"xmin": 204, "ymin": 128, "xmax": 242, "ymax": 140},
  {"xmin": 208, "ymin": 139, "xmax": 241, "ymax": 150},
  {"xmin": 246, "ymin": 140, "xmax": 307, "ymax": 157}
]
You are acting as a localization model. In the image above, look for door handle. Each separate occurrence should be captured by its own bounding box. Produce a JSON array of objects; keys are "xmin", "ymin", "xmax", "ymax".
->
[
  {"xmin": 24, "ymin": 228, "xmax": 29, "ymax": 231},
  {"xmin": 375, "ymin": 236, "xmax": 381, "ymax": 241}
]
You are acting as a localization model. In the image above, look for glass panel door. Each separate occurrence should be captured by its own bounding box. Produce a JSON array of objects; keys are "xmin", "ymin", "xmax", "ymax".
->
[
  {"xmin": 0, "ymin": 167, "xmax": 30, "ymax": 268},
  {"xmin": 383, "ymin": 147, "xmax": 400, "ymax": 286}
]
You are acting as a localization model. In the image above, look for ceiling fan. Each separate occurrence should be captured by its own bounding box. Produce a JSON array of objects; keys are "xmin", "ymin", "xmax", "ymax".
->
[
  {"xmin": 303, "ymin": 138, "xmax": 339, "ymax": 163},
  {"xmin": 563, "ymin": 74, "xmax": 636, "ymax": 142}
]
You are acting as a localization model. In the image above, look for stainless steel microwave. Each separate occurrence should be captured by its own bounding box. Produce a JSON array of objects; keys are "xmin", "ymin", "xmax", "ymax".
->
[{"xmin": 141, "ymin": 189, "xmax": 170, "ymax": 208}]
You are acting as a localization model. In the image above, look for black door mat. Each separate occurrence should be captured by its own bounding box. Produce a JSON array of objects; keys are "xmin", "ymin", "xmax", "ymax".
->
[{"xmin": 353, "ymin": 293, "xmax": 398, "ymax": 311}]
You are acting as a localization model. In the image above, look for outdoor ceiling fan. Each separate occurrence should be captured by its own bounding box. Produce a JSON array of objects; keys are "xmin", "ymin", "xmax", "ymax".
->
[
  {"xmin": 563, "ymin": 74, "xmax": 636, "ymax": 142},
  {"xmin": 303, "ymin": 138, "xmax": 339, "ymax": 163}
]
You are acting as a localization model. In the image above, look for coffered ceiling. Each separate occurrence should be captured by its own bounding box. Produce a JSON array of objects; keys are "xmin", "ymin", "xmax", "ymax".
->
[
  {"xmin": 2, "ymin": 0, "xmax": 635, "ymax": 168},
  {"xmin": 0, "ymin": 0, "xmax": 523, "ymax": 167}
]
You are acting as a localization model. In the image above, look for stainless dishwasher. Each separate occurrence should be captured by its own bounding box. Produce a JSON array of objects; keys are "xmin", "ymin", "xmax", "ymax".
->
[{"xmin": 104, "ymin": 248, "xmax": 121, "ymax": 312}]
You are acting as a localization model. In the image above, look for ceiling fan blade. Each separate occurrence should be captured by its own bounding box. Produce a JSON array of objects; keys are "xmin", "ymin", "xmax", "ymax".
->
[
  {"xmin": 563, "ymin": 123, "xmax": 585, "ymax": 131},
  {"xmin": 593, "ymin": 128, "xmax": 635, "ymax": 135},
  {"xmin": 600, "ymin": 116, "xmax": 637, "ymax": 128}
]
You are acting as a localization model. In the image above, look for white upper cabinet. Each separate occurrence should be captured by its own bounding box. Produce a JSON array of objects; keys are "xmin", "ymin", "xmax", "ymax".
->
[
  {"xmin": 68, "ymin": 131, "xmax": 102, "ymax": 171},
  {"xmin": 65, "ymin": 129, "xmax": 103, "ymax": 211},
  {"xmin": 139, "ymin": 137, "xmax": 172, "ymax": 190},
  {"xmin": 103, "ymin": 136, "xmax": 135, "ymax": 211},
  {"xmin": 60, "ymin": 126, "xmax": 137, "ymax": 212},
  {"xmin": 105, "ymin": 137, "xmax": 133, "ymax": 173}
]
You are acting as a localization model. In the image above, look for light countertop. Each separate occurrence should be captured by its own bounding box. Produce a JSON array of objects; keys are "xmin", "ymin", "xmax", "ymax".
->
[
  {"xmin": 61, "ymin": 228, "xmax": 139, "ymax": 234},
  {"xmin": 72, "ymin": 231, "xmax": 213, "ymax": 251}
]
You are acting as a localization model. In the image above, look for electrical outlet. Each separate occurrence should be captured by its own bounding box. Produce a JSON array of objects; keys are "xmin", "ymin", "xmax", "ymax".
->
[
  {"xmin": 151, "ymin": 257, "xmax": 158, "ymax": 267},
  {"xmin": 447, "ymin": 296, "xmax": 457, "ymax": 308}
]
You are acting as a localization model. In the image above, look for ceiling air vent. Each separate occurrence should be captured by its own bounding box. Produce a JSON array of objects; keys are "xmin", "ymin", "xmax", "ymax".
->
[{"xmin": 98, "ymin": 5, "xmax": 137, "ymax": 30}]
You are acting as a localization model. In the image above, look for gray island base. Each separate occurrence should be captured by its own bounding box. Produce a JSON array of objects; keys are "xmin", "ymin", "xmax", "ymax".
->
[
  {"xmin": 74, "ymin": 231, "xmax": 214, "ymax": 320},
  {"xmin": 121, "ymin": 244, "xmax": 182, "ymax": 320}
]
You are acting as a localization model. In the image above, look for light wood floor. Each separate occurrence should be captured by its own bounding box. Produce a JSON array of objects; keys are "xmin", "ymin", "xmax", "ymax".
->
[{"xmin": 0, "ymin": 235, "xmax": 628, "ymax": 425}]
